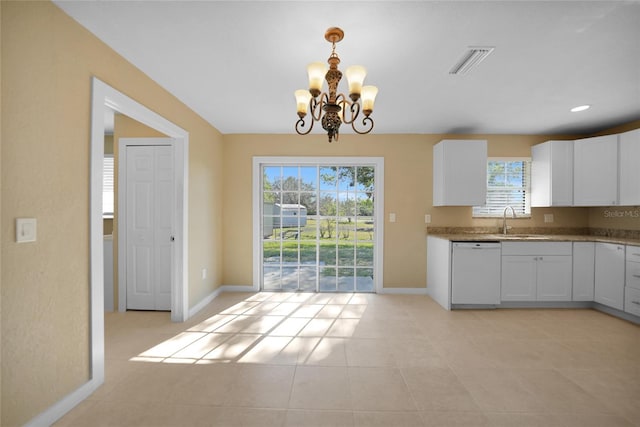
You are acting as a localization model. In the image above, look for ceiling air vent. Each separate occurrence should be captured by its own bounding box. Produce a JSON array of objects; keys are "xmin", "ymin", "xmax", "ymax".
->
[{"xmin": 449, "ymin": 46, "xmax": 495, "ymax": 75}]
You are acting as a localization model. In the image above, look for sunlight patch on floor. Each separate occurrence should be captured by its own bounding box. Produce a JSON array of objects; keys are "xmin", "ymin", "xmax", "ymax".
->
[{"xmin": 130, "ymin": 292, "xmax": 368, "ymax": 364}]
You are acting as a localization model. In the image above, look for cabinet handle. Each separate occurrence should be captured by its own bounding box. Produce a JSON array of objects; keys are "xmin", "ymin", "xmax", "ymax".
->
[
  {"xmin": 632, "ymin": 301, "xmax": 640, "ymax": 306},
  {"xmin": 633, "ymin": 274, "xmax": 640, "ymax": 278}
]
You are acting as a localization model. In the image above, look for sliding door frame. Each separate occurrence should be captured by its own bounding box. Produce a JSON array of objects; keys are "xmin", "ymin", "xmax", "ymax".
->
[{"xmin": 252, "ymin": 156, "xmax": 384, "ymax": 293}]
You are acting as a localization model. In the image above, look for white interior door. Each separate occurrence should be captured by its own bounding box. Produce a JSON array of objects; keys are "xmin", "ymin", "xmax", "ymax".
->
[{"xmin": 125, "ymin": 144, "xmax": 174, "ymax": 310}]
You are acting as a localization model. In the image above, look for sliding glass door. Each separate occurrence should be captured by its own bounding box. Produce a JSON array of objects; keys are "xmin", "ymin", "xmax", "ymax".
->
[{"xmin": 258, "ymin": 159, "xmax": 382, "ymax": 293}]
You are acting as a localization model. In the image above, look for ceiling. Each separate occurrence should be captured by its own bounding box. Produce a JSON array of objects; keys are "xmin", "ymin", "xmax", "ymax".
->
[{"xmin": 54, "ymin": 1, "xmax": 640, "ymax": 136}]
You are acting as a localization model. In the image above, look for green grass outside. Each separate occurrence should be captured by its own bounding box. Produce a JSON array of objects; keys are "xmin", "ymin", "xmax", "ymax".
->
[
  {"xmin": 263, "ymin": 240, "xmax": 374, "ymax": 267},
  {"xmin": 263, "ymin": 217, "xmax": 375, "ymax": 277},
  {"xmin": 267, "ymin": 217, "xmax": 374, "ymax": 242}
]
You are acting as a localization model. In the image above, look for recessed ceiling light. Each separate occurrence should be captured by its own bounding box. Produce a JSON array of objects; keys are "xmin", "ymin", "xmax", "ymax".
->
[{"xmin": 570, "ymin": 105, "xmax": 591, "ymax": 112}]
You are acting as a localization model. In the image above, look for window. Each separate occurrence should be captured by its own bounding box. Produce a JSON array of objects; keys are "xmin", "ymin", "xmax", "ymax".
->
[
  {"xmin": 253, "ymin": 157, "xmax": 384, "ymax": 294},
  {"xmin": 473, "ymin": 158, "xmax": 531, "ymax": 217},
  {"xmin": 103, "ymin": 155, "xmax": 114, "ymax": 217}
]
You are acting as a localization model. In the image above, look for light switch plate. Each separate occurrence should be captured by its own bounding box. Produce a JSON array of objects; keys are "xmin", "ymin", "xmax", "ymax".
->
[
  {"xmin": 16, "ymin": 218, "xmax": 37, "ymax": 243},
  {"xmin": 425, "ymin": 214, "xmax": 432, "ymax": 224},
  {"xmin": 389, "ymin": 213, "xmax": 396, "ymax": 223}
]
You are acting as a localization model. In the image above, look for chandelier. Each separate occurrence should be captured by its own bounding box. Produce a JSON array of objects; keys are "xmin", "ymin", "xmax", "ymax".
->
[{"xmin": 294, "ymin": 27, "xmax": 378, "ymax": 143}]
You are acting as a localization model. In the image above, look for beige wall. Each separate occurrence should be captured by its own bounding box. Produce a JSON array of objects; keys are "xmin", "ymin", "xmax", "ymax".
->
[
  {"xmin": 588, "ymin": 207, "xmax": 640, "ymax": 230},
  {"xmin": 222, "ymin": 133, "xmax": 590, "ymax": 289},
  {"xmin": 1, "ymin": 2, "xmax": 224, "ymax": 425}
]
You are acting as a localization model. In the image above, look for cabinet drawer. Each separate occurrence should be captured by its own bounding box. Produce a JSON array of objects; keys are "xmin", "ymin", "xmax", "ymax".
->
[
  {"xmin": 502, "ymin": 242, "xmax": 572, "ymax": 256},
  {"xmin": 624, "ymin": 286, "xmax": 640, "ymax": 317},
  {"xmin": 627, "ymin": 245, "xmax": 640, "ymax": 262},
  {"xmin": 626, "ymin": 261, "xmax": 640, "ymax": 290}
]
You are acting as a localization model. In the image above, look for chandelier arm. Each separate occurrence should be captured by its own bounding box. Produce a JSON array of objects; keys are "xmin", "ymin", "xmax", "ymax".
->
[
  {"xmin": 350, "ymin": 115, "xmax": 374, "ymax": 135},
  {"xmin": 310, "ymin": 94, "xmax": 328, "ymax": 122},
  {"xmin": 340, "ymin": 99, "xmax": 360, "ymax": 125},
  {"xmin": 295, "ymin": 116, "xmax": 314, "ymax": 135}
]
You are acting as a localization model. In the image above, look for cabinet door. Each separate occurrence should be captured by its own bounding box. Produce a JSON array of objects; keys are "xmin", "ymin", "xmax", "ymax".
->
[
  {"xmin": 531, "ymin": 140, "xmax": 573, "ymax": 207},
  {"xmin": 550, "ymin": 141, "xmax": 574, "ymax": 206},
  {"xmin": 619, "ymin": 129, "xmax": 640, "ymax": 206},
  {"xmin": 501, "ymin": 256, "xmax": 537, "ymax": 301},
  {"xmin": 433, "ymin": 140, "xmax": 487, "ymax": 206},
  {"xmin": 594, "ymin": 243, "xmax": 625, "ymax": 310},
  {"xmin": 573, "ymin": 242, "xmax": 595, "ymax": 301},
  {"xmin": 536, "ymin": 256, "xmax": 572, "ymax": 301},
  {"xmin": 573, "ymin": 135, "xmax": 618, "ymax": 206},
  {"xmin": 531, "ymin": 142, "xmax": 552, "ymax": 207}
]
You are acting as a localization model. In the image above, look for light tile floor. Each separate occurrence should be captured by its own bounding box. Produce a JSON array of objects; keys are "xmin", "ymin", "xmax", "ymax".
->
[{"xmin": 56, "ymin": 292, "xmax": 640, "ymax": 426}]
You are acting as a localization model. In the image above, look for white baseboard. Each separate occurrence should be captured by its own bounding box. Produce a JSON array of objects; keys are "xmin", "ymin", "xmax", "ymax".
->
[
  {"xmin": 379, "ymin": 287, "xmax": 428, "ymax": 295},
  {"xmin": 187, "ymin": 288, "xmax": 223, "ymax": 318},
  {"xmin": 219, "ymin": 285, "xmax": 256, "ymax": 293},
  {"xmin": 187, "ymin": 285, "xmax": 257, "ymax": 318},
  {"xmin": 24, "ymin": 378, "xmax": 101, "ymax": 427}
]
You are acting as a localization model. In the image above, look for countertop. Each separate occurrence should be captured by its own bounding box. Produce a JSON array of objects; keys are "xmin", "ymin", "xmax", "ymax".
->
[{"xmin": 427, "ymin": 232, "xmax": 640, "ymax": 246}]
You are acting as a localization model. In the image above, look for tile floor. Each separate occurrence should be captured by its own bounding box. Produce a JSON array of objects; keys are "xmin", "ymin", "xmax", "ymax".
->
[{"xmin": 56, "ymin": 292, "xmax": 640, "ymax": 426}]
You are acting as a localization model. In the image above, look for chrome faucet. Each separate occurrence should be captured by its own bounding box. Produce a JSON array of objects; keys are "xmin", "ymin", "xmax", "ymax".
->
[{"xmin": 502, "ymin": 206, "xmax": 516, "ymax": 235}]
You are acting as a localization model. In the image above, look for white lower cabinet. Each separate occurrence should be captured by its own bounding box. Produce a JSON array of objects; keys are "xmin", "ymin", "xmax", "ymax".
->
[
  {"xmin": 573, "ymin": 242, "xmax": 595, "ymax": 301},
  {"xmin": 625, "ymin": 287, "xmax": 640, "ymax": 317},
  {"xmin": 537, "ymin": 256, "xmax": 574, "ymax": 300},
  {"xmin": 594, "ymin": 243, "xmax": 625, "ymax": 310},
  {"xmin": 625, "ymin": 245, "xmax": 640, "ymax": 316},
  {"xmin": 501, "ymin": 256, "xmax": 538, "ymax": 300},
  {"xmin": 501, "ymin": 242, "xmax": 572, "ymax": 302}
]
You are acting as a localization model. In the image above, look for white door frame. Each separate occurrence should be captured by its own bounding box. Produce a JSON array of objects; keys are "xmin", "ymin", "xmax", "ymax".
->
[
  {"xmin": 118, "ymin": 138, "xmax": 176, "ymax": 312},
  {"xmin": 32, "ymin": 78, "xmax": 189, "ymax": 427},
  {"xmin": 252, "ymin": 156, "xmax": 384, "ymax": 293},
  {"xmin": 90, "ymin": 77, "xmax": 189, "ymax": 382}
]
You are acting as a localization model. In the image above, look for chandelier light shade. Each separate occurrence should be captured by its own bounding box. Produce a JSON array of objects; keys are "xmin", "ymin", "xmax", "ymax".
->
[{"xmin": 294, "ymin": 27, "xmax": 378, "ymax": 142}]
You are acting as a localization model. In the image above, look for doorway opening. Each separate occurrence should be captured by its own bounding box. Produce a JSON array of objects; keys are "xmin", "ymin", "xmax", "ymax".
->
[{"xmin": 89, "ymin": 77, "xmax": 189, "ymax": 387}]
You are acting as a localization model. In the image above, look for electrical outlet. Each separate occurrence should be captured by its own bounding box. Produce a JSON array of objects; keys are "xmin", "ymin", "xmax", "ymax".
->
[
  {"xmin": 202, "ymin": 268, "xmax": 207, "ymax": 280},
  {"xmin": 425, "ymin": 214, "xmax": 432, "ymax": 224},
  {"xmin": 544, "ymin": 214, "xmax": 554, "ymax": 223},
  {"xmin": 389, "ymin": 213, "xmax": 396, "ymax": 223}
]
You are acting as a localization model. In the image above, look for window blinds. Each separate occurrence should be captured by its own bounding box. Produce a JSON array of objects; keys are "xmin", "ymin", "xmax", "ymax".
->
[
  {"xmin": 473, "ymin": 159, "xmax": 531, "ymax": 217},
  {"xmin": 103, "ymin": 155, "xmax": 114, "ymax": 215}
]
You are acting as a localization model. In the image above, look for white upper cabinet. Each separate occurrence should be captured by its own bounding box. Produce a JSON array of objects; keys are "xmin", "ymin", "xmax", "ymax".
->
[
  {"xmin": 531, "ymin": 140, "xmax": 573, "ymax": 207},
  {"xmin": 618, "ymin": 129, "xmax": 640, "ymax": 206},
  {"xmin": 573, "ymin": 134, "xmax": 618, "ymax": 206},
  {"xmin": 433, "ymin": 139, "xmax": 487, "ymax": 206}
]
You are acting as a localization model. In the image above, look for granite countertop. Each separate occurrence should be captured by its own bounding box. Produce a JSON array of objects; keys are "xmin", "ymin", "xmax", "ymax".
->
[{"xmin": 426, "ymin": 227, "xmax": 640, "ymax": 246}]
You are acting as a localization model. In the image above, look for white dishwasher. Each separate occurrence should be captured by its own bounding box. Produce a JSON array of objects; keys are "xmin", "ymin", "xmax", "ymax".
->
[{"xmin": 451, "ymin": 242, "xmax": 501, "ymax": 305}]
